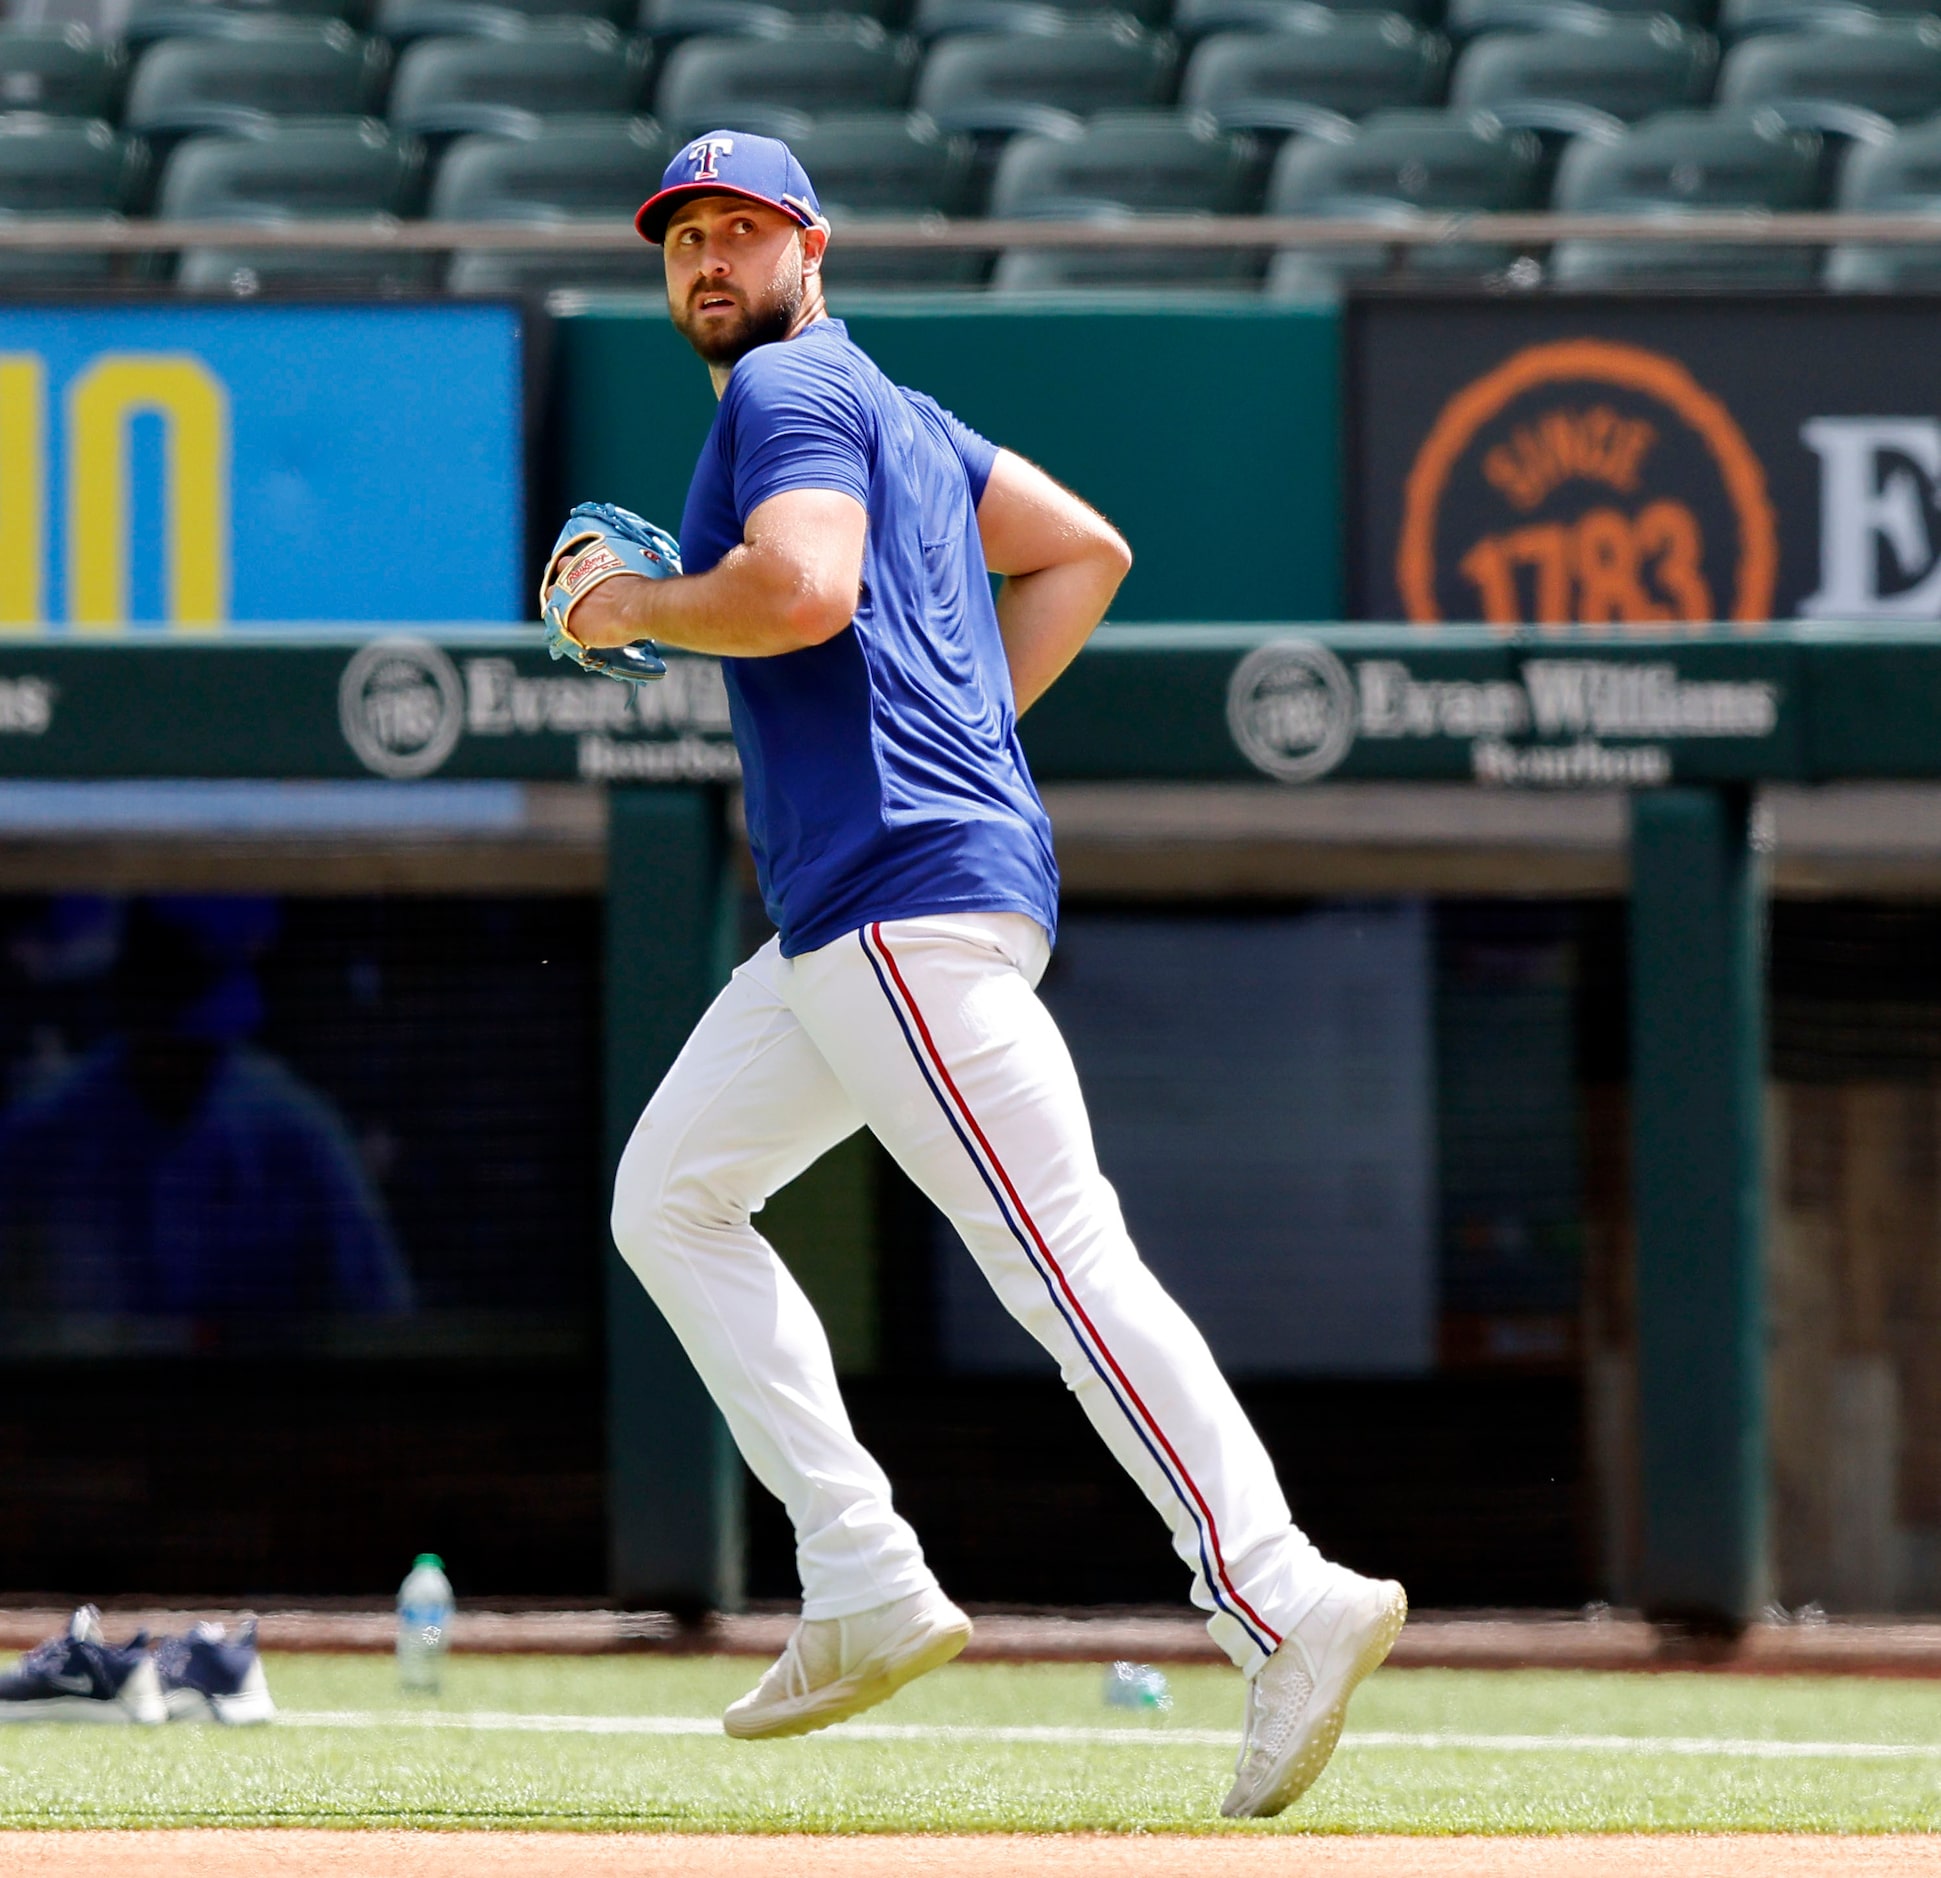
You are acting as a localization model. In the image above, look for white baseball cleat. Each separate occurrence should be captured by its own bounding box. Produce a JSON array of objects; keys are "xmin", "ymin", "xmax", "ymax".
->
[
  {"xmin": 722, "ymin": 1587, "xmax": 973, "ymax": 1741},
  {"xmin": 1220, "ymin": 1568, "xmax": 1408, "ymax": 1820}
]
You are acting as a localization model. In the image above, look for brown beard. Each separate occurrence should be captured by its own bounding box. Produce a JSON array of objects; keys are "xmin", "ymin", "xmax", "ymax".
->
[{"xmin": 672, "ymin": 263, "xmax": 806, "ymax": 366}]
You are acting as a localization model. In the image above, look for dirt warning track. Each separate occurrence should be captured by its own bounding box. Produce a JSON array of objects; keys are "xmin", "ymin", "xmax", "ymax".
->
[{"xmin": 4, "ymin": 1835, "xmax": 1941, "ymax": 1876}]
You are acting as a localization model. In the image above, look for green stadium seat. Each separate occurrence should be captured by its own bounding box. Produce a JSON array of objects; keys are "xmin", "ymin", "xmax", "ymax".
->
[
  {"xmin": 1174, "ymin": 0, "xmax": 1436, "ymax": 51},
  {"xmin": 1269, "ymin": 104, "xmax": 1544, "ymax": 216},
  {"xmin": 1827, "ymin": 113, "xmax": 1941, "ymax": 286},
  {"xmin": 126, "ymin": 24, "xmax": 391, "ymax": 148},
  {"xmin": 641, "ymin": 0, "xmax": 893, "ymax": 54},
  {"xmin": 1449, "ymin": 20, "xmax": 1718, "ymax": 144},
  {"xmin": 0, "ymin": 114, "xmax": 147, "ymax": 213},
  {"xmin": 788, "ymin": 108, "xmax": 977, "ymax": 210},
  {"xmin": 1720, "ymin": 0, "xmax": 1941, "ymax": 40},
  {"xmin": 1447, "ymin": 0, "xmax": 1715, "ymax": 42},
  {"xmin": 912, "ymin": 0, "xmax": 1169, "ymax": 46},
  {"xmin": 123, "ymin": 0, "xmax": 371, "ymax": 53},
  {"xmin": 378, "ymin": 0, "xmax": 635, "ymax": 52},
  {"xmin": 1719, "ymin": 21, "xmax": 1941, "ymax": 138},
  {"xmin": 160, "ymin": 119, "xmax": 430, "ymax": 297},
  {"xmin": 1179, "ymin": 16, "xmax": 1450, "ymax": 141},
  {"xmin": 0, "ymin": 114, "xmax": 142, "ymax": 288},
  {"xmin": 436, "ymin": 121, "xmax": 667, "ymax": 294},
  {"xmin": 158, "ymin": 117, "xmax": 423, "ymax": 215},
  {"xmin": 0, "ymin": 25, "xmax": 125, "ymax": 120},
  {"xmin": 429, "ymin": 115, "xmax": 665, "ymax": 216},
  {"xmin": 1263, "ymin": 104, "xmax": 1542, "ymax": 294},
  {"xmin": 0, "ymin": 116, "xmax": 147, "ymax": 287},
  {"xmin": 1549, "ymin": 105, "xmax": 1824, "ymax": 285},
  {"xmin": 655, "ymin": 20, "xmax": 917, "ymax": 143},
  {"xmin": 792, "ymin": 111, "xmax": 983, "ymax": 288},
  {"xmin": 989, "ymin": 109, "xmax": 1256, "ymax": 214},
  {"xmin": 914, "ymin": 21, "xmax": 1178, "ymax": 139},
  {"xmin": 390, "ymin": 22, "xmax": 651, "ymax": 140}
]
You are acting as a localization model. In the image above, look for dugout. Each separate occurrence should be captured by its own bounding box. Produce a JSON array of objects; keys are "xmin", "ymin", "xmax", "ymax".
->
[
  {"xmin": 5, "ymin": 290, "xmax": 1941, "ymax": 1631},
  {"xmin": 1, "ymin": 625, "xmax": 1938, "ymax": 1635}
]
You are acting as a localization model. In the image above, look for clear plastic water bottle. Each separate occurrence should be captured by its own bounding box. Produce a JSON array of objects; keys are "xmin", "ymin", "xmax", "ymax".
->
[
  {"xmin": 1103, "ymin": 1660, "xmax": 1172, "ymax": 1712},
  {"xmin": 396, "ymin": 1553, "xmax": 454, "ymax": 1694}
]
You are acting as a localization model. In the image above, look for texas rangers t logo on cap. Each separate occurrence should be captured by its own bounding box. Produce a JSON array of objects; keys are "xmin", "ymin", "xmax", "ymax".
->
[
  {"xmin": 636, "ymin": 130, "xmax": 823, "ymax": 244},
  {"xmin": 686, "ymin": 135, "xmax": 734, "ymax": 181}
]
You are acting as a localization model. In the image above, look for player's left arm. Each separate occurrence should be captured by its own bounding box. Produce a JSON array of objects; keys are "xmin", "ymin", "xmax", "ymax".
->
[
  {"xmin": 565, "ymin": 487, "xmax": 866, "ymax": 658},
  {"xmin": 974, "ymin": 450, "xmax": 1131, "ymax": 714}
]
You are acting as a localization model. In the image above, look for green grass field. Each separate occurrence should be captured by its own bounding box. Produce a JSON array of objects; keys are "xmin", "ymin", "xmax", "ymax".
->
[{"xmin": 4, "ymin": 1654, "xmax": 1941, "ymax": 1834}]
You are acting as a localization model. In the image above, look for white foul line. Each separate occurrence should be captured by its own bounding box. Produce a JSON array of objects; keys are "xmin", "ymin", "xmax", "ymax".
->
[{"xmin": 276, "ymin": 1712, "xmax": 1941, "ymax": 1761}]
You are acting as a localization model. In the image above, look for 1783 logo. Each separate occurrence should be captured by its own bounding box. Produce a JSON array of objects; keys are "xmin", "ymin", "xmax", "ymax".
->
[{"xmin": 1397, "ymin": 339, "xmax": 1779, "ymax": 630}]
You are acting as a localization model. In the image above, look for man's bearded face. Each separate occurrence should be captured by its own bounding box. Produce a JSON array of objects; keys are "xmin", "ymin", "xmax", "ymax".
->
[{"xmin": 665, "ymin": 200, "xmax": 809, "ymax": 366}]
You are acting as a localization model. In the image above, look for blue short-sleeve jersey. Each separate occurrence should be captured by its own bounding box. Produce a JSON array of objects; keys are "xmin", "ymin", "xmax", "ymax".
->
[{"xmin": 679, "ymin": 319, "xmax": 1059, "ymax": 957}]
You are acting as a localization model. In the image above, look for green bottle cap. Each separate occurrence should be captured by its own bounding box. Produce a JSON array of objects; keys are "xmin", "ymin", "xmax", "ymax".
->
[{"xmin": 414, "ymin": 1553, "xmax": 444, "ymax": 1571}]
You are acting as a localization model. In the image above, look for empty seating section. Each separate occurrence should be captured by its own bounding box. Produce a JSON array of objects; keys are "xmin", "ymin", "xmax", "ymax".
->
[
  {"xmin": 917, "ymin": 22, "xmax": 1174, "ymax": 138},
  {"xmin": 1551, "ymin": 106, "xmax": 1824, "ymax": 284},
  {"xmin": 380, "ymin": 0, "xmax": 634, "ymax": 53},
  {"xmin": 1450, "ymin": 20, "xmax": 1716, "ymax": 141},
  {"xmin": 434, "ymin": 115, "xmax": 665, "ymax": 290},
  {"xmin": 990, "ymin": 110, "xmax": 1254, "ymax": 214},
  {"xmin": 5, "ymin": 0, "xmax": 1941, "ymax": 292},
  {"xmin": 658, "ymin": 20, "xmax": 914, "ymax": 140},
  {"xmin": 642, "ymin": 0, "xmax": 894, "ymax": 56},
  {"xmin": 160, "ymin": 116, "xmax": 419, "ymax": 214},
  {"xmin": 913, "ymin": 0, "xmax": 1169, "ymax": 45},
  {"xmin": 1181, "ymin": 15, "xmax": 1447, "ymax": 138},
  {"xmin": 1264, "ymin": 106, "xmax": 1540, "ymax": 294},
  {"xmin": 792, "ymin": 108, "xmax": 981, "ymax": 284},
  {"xmin": 1829, "ymin": 112, "xmax": 1941, "ymax": 282},
  {"xmin": 1719, "ymin": 21, "xmax": 1941, "ymax": 136},
  {"xmin": 1448, "ymin": 0, "xmax": 1712, "ymax": 39},
  {"xmin": 1721, "ymin": 0, "xmax": 1941, "ymax": 37},
  {"xmin": 985, "ymin": 109, "xmax": 1254, "ymax": 286},
  {"xmin": 123, "ymin": 0, "xmax": 369, "ymax": 51},
  {"xmin": 0, "ymin": 26, "xmax": 126, "ymax": 116},
  {"xmin": 389, "ymin": 23, "xmax": 650, "ymax": 138},
  {"xmin": 125, "ymin": 23, "xmax": 388, "ymax": 144},
  {"xmin": 0, "ymin": 113, "xmax": 146, "ymax": 283},
  {"xmin": 164, "ymin": 119, "xmax": 438, "ymax": 290}
]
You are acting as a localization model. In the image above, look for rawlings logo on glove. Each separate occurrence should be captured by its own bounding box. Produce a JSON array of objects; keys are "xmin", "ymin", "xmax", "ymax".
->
[{"xmin": 540, "ymin": 502, "xmax": 683, "ymax": 685}]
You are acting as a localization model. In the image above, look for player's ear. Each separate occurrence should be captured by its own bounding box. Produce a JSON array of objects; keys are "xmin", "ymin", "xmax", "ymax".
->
[{"xmin": 800, "ymin": 221, "xmax": 829, "ymax": 278}]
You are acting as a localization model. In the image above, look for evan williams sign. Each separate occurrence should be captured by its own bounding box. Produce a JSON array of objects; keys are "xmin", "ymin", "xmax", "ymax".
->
[{"xmin": 1395, "ymin": 339, "xmax": 1777, "ymax": 629}]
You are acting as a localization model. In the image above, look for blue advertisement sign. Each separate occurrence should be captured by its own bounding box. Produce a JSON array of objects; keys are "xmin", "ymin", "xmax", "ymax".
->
[{"xmin": 0, "ymin": 304, "xmax": 522, "ymax": 628}]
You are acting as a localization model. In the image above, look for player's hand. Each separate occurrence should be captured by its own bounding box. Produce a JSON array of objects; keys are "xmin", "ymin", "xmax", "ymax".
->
[
  {"xmin": 540, "ymin": 502, "xmax": 681, "ymax": 685},
  {"xmin": 555, "ymin": 562, "xmax": 651, "ymax": 647}
]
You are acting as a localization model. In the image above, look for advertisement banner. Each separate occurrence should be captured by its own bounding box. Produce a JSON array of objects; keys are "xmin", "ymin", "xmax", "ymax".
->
[
  {"xmin": 0, "ymin": 304, "xmax": 522, "ymax": 628},
  {"xmin": 1350, "ymin": 296, "xmax": 1941, "ymax": 630}
]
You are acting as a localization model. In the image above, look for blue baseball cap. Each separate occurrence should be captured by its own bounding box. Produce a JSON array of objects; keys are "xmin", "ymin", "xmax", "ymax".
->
[{"xmin": 636, "ymin": 129, "xmax": 823, "ymax": 244}]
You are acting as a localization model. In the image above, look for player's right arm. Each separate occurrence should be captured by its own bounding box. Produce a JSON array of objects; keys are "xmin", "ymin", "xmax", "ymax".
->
[
  {"xmin": 974, "ymin": 451, "xmax": 1131, "ymax": 715},
  {"xmin": 564, "ymin": 488, "xmax": 865, "ymax": 658}
]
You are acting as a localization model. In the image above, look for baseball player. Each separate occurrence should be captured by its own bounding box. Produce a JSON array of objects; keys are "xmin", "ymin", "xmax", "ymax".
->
[{"xmin": 540, "ymin": 129, "xmax": 1406, "ymax": 1819}]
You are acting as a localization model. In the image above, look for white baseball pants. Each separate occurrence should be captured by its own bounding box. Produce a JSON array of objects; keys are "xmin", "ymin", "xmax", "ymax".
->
[{"xmin": 611, "ymin": 910, "xmax": 1334, "ymax": 1675}]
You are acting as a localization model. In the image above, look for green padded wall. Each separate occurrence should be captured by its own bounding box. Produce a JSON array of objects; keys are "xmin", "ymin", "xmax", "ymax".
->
[{"xmin": 553, "ymin": 297, "xmax": 1342, "ymax": 623}]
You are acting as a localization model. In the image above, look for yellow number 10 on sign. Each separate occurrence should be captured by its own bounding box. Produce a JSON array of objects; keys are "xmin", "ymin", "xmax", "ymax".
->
[{"xmin": 0, "ymin": 351, "xmax": 231, "ymax": 628}]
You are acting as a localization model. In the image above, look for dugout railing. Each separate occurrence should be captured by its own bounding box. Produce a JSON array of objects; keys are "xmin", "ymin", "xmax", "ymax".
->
[
  {"xmin": 7, "ymin": 619, "xmax": 1935, "ymax": 1632},
  {"xmin": 2, "ymin": 211, "xmax": 1941, "ymax": 256}
]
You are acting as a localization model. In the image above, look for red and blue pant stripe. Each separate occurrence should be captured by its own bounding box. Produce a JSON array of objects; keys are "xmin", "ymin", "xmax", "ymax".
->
[{"xmin": 860, "ymin": 921, "xmax": 1282, "ymax": 1661}]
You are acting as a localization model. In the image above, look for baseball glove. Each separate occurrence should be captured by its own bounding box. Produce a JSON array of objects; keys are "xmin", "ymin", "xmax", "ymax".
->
[{"xmin": 540, "ymin": 502, "xmax": 682, "ymax": 684}]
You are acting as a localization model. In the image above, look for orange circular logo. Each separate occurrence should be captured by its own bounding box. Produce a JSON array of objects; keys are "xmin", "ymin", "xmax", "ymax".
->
[{"xmin": 1396, "ymin": 339, "xmax": 1778, "ymax": 631}]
